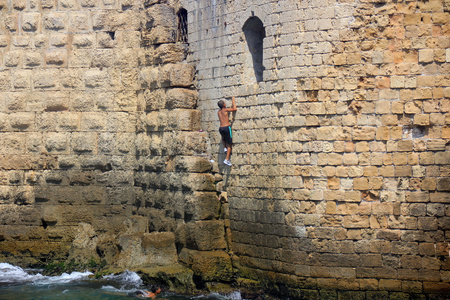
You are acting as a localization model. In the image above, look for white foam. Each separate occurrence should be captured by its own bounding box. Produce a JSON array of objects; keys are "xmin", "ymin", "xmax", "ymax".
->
[
  {"xmin": 227, "ymin": 291, "xmax": 243, "ymax": 300},
  {"xmin": 193, "ymin": 293, "xmax": 228, "ymax": 299},
  {"xmin": 0, "ymin": 262, "xmax": 92, "ymax": 285},
  {"xmin": 101, "ymin": 284, "xmax": 139, "ymax": 294},
  {"xmin": 102, "ymin": 270, "xmax": 143, "ymax": 286},
  {"xmin": 0, "ymin": 263, "xmax": 45, "ymax": 284},
  {"xmin": 33, "ymin": 271, "xmax": 93, "ymax": 285}
]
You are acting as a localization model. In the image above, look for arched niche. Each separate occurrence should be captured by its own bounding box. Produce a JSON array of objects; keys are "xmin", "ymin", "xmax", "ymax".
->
[{"xmin": 242, "ymin": 16, "xmax": 265, "ymax": 82}]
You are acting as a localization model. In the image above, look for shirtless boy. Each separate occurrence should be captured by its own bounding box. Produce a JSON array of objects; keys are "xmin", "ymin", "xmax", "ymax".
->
[{"xmin": 217, "ymin": 96, "xmax": 237, "ymax": 166}]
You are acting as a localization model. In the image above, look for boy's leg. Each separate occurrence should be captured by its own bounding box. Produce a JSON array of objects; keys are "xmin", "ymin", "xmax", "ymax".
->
[
  {"xmin": 219, "ymin": 128, "xmax": 227, "ymax": 152},
  {"xmin": 226, "ymin": 127, "xmax": 232, "ymax": 159},
  {"xmin": 225, "ymin": 145, "xmax": 231, "ymax": 161}
]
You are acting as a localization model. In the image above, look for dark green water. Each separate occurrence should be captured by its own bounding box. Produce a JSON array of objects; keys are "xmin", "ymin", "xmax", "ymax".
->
[{"xmin": 0, "ymin": 263, "xmax": 240, "ymax": 300}]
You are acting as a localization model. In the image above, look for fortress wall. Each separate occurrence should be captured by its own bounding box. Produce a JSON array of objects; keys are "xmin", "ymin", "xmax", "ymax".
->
[
  {"xmin": 0, "ymin": 0, "xmax": 230, "ymax": 278},
  {"xmin": 0, "ymin": 0, "xmax": 449, "ymax": 296},
  {"xmin": 0, "ymin": 0, "xmax": 146, "ymax": 264},
  {"xmin": 189, "ymin": 0, "xmax": 450, "ymax": 296}
]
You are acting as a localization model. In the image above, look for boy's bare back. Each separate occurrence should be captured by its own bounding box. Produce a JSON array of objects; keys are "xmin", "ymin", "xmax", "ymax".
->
[
  {"xmin": 218, "ymin": 109, "xmax": 230, "ymax": 127},
  {"xmin": 218, "ymin": 97, "xmax": 237, "ymax": 127}
]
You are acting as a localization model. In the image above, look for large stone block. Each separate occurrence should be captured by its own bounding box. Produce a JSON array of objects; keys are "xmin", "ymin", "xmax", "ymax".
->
[
  {"xmin": 11, "ymin": 70, "xmax": 30, "ymax": 89},
  {"xmin": 115, "ymin": 49, "xmax": 140, "ymax": 68},
  {"xmin": 142, "ymin": 26, "xmax": 176, "ymax": 45},
  {"xmin": 4, "ymin": 51, "xmax": 20, "ymax": 67},
  {"xmin": 115, "ymin": 231, "xmax": 178, "ymax": 268},
  {"xmin": 174, "ymin": 156, "xmax": 212, "ymax": 173},
  {"xmin": 161, "ymin": 64, "xmax": 195, "ymax": 87},
  {"xmin": 91, "ymin": 49, "xmax": 115, "ymax": 68},
  {"xmin": 107, "ymin": 112, "xmax": 136, "ymax": 132},
  {"xmin": 84, "ymin": 70, "xmax": 109, "ymax": 88},
  {"xmin": 57, "ymin": 112, "xmax": 79, "ymax": 131},
  {"xmin": 14, "ymin": 35, "xmax": 31, "ymax": 48},
  {"xmin": 71, "ymin": 132, "xmax": 97, "ymax": 153},
  {"xmin": 45, "ymin": 132, "xmax": 69, "ymax": 153},
  {"xmin": 44, "ymin": 92, "xmax": 70, "ymax": 112},
  {"xmin": 140, "ymin": 67, "xmax": 159, "ymax": 90},
  {"xmin": 33, "ymin": 69, "xmax": 58, "ymax": 88},
  {"xmin": 150, "ymin": 109, "xmax": 201, "ymax": 131},
  {"xmin": 5, "ymin": 15, "xmax": 18, "ymax": 32},
  {"xmin": 69, "ymin": 12, "xmax": 90, "ymax": 31},
  {"xmin": 0, "ymin": 205, "xmax": 41, "ymax": 225},
  {"xmin": 166, "ymin": 88, "xmax": 197, "ymax": 109},
  {"xmin": 81, "ymin": 112, "xmax": 107, "ymax": 131},
  {"xmin": 154, "ymin": 44, "xmax": 188, "ymax": 64},
  {"xmin": 45, "ymin": 49, "xmax": 67, "ymax": 66},
  {"xmin": 0, "ymin": 133, "xmax": 26, "ymax": 154},
  {"xmin": 43, "ymin": 14, "xmax": 67, "ymax": 31},
  {"xmin": 22, "ymin": 13, "xmax": 40, "ymax": 32},
  {"xmin": 106, "ymin": 187, "xmax": 136, "ymax": 205},
  {"xmin": 352, "ymin": 127, "xmax": 376, "ymax": 140},
  {"xmin": 185, "ymin": 192, "xmax": 220, "ymax": 221},
  {"xmin": 115, "ymin": 91, "xmax": 138, "ymax": 112},
  {"xmin": 146, "ymin": 4, "xmax": 176, "ymax": 27},
  {"xmin": 142, "ymin": 4, "xmax": 176, "ymax": 44},
  {"xmin": 179, "ymin": 249, "xmax": 233, "ymax": 281},
  {"xmin": 72, "ymin": 34, "xmax": 95, "ymax": 48},
  {"xmin": 9, "ymin": 113, "xmax": 34, "ymax": 131},
  {"xmin": 437, "ymin": 178, "xmax": 450, "ymax": 191},
  {"xmin": 185, "ymin": 220, "xmax": 227, "ymax": 251},
  {"xmin": 182, "ymin": 173, "xmax": 215, "ymax": 191}
]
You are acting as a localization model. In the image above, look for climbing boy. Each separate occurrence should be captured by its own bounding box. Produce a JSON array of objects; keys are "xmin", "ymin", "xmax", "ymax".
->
[{"xmin": 217, "ymin": 96, "xmax": 237, "ymax": 166}]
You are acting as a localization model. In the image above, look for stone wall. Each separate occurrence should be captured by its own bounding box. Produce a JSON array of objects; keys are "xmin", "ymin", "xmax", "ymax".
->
[
  {"xmin": 189, "ymin": 0, "xmax": 450, "ymax": 297},
  {"xmin": 0, "ymin": 0, "xmax": 449, "ymax": 297},
  {"xmin": 0, "ymin": 0, "xmax": 146, "ymax": 264},
  {"xmin": 0, "ymin": 0, "xmax": 233, "ymax": 286}
]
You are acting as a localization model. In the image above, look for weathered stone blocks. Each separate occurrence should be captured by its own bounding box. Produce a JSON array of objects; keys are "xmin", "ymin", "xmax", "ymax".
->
[
  {"xmin": 114, "ymin": 231, "xmax": 178, "ymax": 268},
  {"xmin": 46, "ymin": 50, "xmax": 67, "ymax": 66},
  {"xmin": 189, "ymin": 0, "xmax": 450, "ymax": 296},
  {"xmin": 166, "ymin": 88, "xmax": 197, "ymax": 109},
  {"xmin": 180, "ymin": 249, "xmax": 234, "ymax": 281},
  {"xmin": 164, "ymin": 64, "xmax": 195, "ymax": 87},
  {"xmin": 22, "ymin": 13, "xmax": 40, "ymax": 32},
  {"xmin": 154, "ymin": 44, "xmax": 188, "ymax": 64},
  {"xmin": 43, "ymin": 14, "xmax": 67, "ymax": 31},
  {"xmin": 185, "ymin": 192, "xmax": 220, "ymax": 220},
  {"xmin": 0, "ymin": 0, "xmax": 448, "ymax": 297}
]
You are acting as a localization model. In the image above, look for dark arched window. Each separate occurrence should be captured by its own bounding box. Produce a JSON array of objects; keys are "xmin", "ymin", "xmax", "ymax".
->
[
  {"xmin": 177, "ymin": 8, "xmax": 188, "ymax": 43},
  {"xmin": 242, "ymin": 16, "xmax": 265, "ymax": 82}
]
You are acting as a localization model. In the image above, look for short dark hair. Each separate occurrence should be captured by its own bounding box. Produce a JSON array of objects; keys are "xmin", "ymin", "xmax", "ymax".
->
[{"xmin": 218, "ymin": 100, "xmax": 225, "ymax": 109}]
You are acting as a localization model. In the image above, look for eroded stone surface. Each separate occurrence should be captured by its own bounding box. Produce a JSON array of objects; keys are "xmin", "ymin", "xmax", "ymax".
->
[
  {"xmin": 0, "ymin": 0, "xmax": 229, "ymax": 287},
  {"xmin": 0, "ymin": 0, "xmax": 449, "ymax": 298}
]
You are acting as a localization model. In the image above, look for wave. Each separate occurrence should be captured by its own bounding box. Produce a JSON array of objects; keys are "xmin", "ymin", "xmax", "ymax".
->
[
  {"xmin": 0, "ymin": 263, "xmax": 92, "ymax": 286},
  {"xmin": 0, "ymin": 263, "xmax": 46, "ymax": 284},
  {"xmin": 103, "ymin": 270, "xmax": 143, "ymax": 286},
  {"xmin": 0, "ymin": 263, "xmax": 245, "ymax": 299}
]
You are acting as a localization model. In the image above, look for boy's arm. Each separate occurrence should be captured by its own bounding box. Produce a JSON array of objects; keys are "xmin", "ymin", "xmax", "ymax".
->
[{"xmin": 227, "ymin": 96, "xmax": 237, "ymax": 112}]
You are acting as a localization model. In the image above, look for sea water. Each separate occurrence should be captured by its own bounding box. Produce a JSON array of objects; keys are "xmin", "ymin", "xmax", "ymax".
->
[{"xmin": 0, "ymin": 263, "xmax": 243, "ymax": 300}]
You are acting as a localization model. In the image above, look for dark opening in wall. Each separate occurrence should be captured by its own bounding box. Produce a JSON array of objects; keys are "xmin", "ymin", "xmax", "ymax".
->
[
  {"xmin": 242, "ymin": 16, "xmax": 265, "ymax": 82},
  {"xmin": 107, "ymin": 31, "xmax": 115, "ymax": 40},
  {"xmin": 177, "ymin": 8, "xmax": 188, "ymax": 43}
]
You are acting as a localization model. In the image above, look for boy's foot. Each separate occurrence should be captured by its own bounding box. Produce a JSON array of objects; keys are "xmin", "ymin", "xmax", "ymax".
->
[
  {"xmin": 223, "ymin": 159, "xmax": 232, "ymax": 166},
  {"xmin": 224, "ymin": 148, "xmax": 227, "ymax": 153}
]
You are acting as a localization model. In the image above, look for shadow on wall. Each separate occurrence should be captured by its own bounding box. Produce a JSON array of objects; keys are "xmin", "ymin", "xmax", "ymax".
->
[
  {"xmin": 242, "ymin": 16, "xmax": 265, "ymax": 82},
  {"xmin": 217, "ymin": 145, "xmax": 231, "ymax": 190}
]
